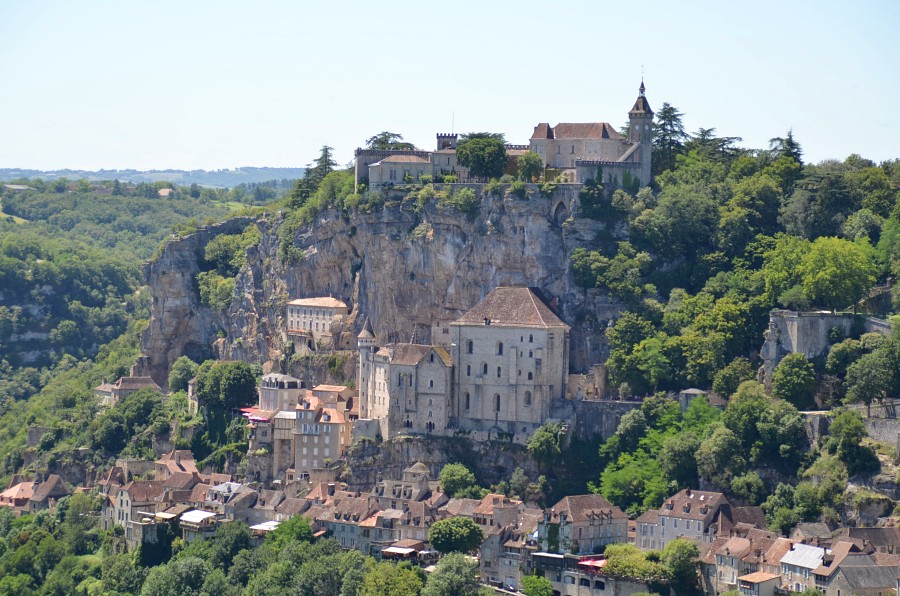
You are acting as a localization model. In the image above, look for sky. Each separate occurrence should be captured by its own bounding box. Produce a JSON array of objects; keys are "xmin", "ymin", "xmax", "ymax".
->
[{"xmin": 0, "ymin": 0, "xmax": 897, "ymax": 171}]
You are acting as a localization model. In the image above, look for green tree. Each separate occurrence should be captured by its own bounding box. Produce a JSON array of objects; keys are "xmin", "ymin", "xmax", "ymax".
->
[
  {"xmin": 799, "ymin": 236, "xmax": 877, "ymax": 310},
  {"xmin": 845, "ymin": 350, "xmax": 891, "ymax": 416},
  {"xmin": 659, "ymin": 431, "xmax": 701, "ymax": 489},
  {"xmin": 521, "ymin": 574, "xmax": 554, "ymax": 596},
  {"xmin": 653, "ymin": 102, "xmax": 689, "ymax": 175},
  {"xmin": 361, "ymin": 561, "xmax": 424, "ymax": 596},
  {"xmin": 267, "ymin": 513, "xmax": 314, "ymax": 548},
  {"xmin": 661, "ymin": 538, "xmax": 700, "ymax": 593},
  {"xmin": 168, "ymin": 355, "xmax": 199, "ymax": 393},
  {"xmin": 517, "ymin": 151, "xmax": 543, "ymax": 182},
  {"xmin": 428, "ymin": 516, "xmax": 484, "ymax": 554},
  {"xmin": 140, "ymin": 556, "xmax": 210, "ymax": 596},
  {"xmin": 712, "ymin": 357, "xmax": 755, "ymax": 398},
  {"xmin": 422, "ymin": 552, "xmax": 483, "ymax": 596},
  {"xmin": 195, "ymin": 361, "xmax": 257, "ymax": 410},
  {"xmin": 438, "ymin": 463, "xmax": 478, "ymax": 497},
  {"xmin": 696, "ymin": 425, "xmax": 745, "ymax": 487},
  {"xmin": 365, "ymin": 132, "xmax": 416, "ymax": 151},
  {"xmin": 771, "ymin": 353, "xmax": 817, "ymax": 410},
  {"xmin": 455, "ymin": 134, "xmax": 507, "ymax": 180},
  {"xmin": 527, "ymin": 422, "xmax": 564, "ymax": 467}
]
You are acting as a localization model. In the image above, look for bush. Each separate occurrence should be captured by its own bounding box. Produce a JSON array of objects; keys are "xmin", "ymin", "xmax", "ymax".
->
[{"xmin": 509, "ymin": 180, "xmax": 528, "ymax": 199}]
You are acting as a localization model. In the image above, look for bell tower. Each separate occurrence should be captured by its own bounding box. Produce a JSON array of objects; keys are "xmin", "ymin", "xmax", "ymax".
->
[
  {"xmin": 628, "ymin": 80, "xmax": 654, "ymax": 186},
  {"xmin": 357, "ymin": 317, "xmax": 376, "ymax": 418}
]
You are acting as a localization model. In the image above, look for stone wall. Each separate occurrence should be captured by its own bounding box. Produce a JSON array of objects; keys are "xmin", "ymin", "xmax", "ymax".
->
[
  {"xmin": 759, "ymin": 310, "xmax": 891, "ymax": 387},
  {"xmin": 550, "ymin": 398, "xmax": 641, "ymax": 441}
]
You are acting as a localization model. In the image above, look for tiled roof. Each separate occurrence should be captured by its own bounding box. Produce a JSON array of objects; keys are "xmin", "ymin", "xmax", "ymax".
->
[
  {"xmin": 123, "ymin": 481, "xmax": 165, "ymax": 503},
  {"xmin": 287, "ymin": 297, "xmax": 348, "ymax": 309},
  {"xmin": 0, "ymin": 481, "xmax": 34, "ymax": 502},
  {"xmin": 474, "ymin": 493, "xmax": 519, "ymax": 516},
  {"xmin": 276, "ymin": 497, "xmax": 309, "ymax": 516},
  {"xmin": 374, "ymin": 155, "xmax": 431, "ymax": 164},
  {"xmin": 659, "ymin": 489, "xmax": 727, "ymax": 521},
  {"xmin": 313, "ymin": 384, "xmax": 349, "ymax": 393},
  {"xmin": 636, "ymin": 509, "xmax": 659, "ymax": 524},
  {"xmin": 629, "ymin": 94, "xmax": 654, "ymax": 116},
  {"xmin": 188, "ymin": 484, "xmax": 210, "ymax": 502},
  {"xmin": 548, "ymin": 494, "xmax": 627, "ymax": 523},
  {"xmin": 452, "ymin": 287, "xmax": 568, "ymax": 329},
  {"xmin": 840, "ymin": 564, "xmax": 900, "ymax": 589},
  {"xmin": 531, "ymin": 123, "xmax": 553, "ymax": 140},
  {"xmin": 737, "ymin": 572, "xmax": 780, "ymax": 584},
  {"xmin": 164, "ymin": 472, "xmax": 200, "ymax": 490},
  {"xmin": 115, "ymin": 376, "xmax": 161, "ymax": 392},
  {"xmin": 843, "ymin": 527, "xmax": 900, "ymax": 547},
  {"xmin": 443, "ymin": 498, "xmax": 481, "ymax": 518}
]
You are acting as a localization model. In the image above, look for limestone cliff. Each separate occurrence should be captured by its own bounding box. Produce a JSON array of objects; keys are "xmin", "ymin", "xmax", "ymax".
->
[{"xmin": 141, "ymin": 186, "xmax": 625, "ymax": 386}]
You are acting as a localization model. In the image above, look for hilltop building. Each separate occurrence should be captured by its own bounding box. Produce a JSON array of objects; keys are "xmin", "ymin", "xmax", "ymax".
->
[{"xmin": 355, "ymin": 82, "xmax": 652, "ymax": 190}]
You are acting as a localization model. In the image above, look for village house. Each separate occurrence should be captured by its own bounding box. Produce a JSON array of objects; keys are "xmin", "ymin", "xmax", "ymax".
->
[
  {"xmin": 538, "ymin": 494, "xmax": 628, "ymax": 555},
  {"xmin": 0, "ymin": 474, "xmax": 71, "ymax": 516},
  {"xmin": 93, "ymin": 375, "xmax": 161, "ymax": 407},
  {"xmin": 654, "ymin": 488, "xmax": 730, "ymax": 548},
  {"xmin": 286, "ymin": 297, "xmax": 349, "ymax": 351},
  {"xmin": 781, "ymin": 542, "xmax": 828, "ymax": 593},
  {"xmin": 737, "ymin": 571, "xmax": 782, "ymax": 596}
]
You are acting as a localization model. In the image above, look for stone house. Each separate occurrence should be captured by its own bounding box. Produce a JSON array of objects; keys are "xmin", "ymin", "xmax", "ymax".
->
[
  {"xmin": 154, "ymin": 450, "xmax": 198, "ymax": 480},
  {"xmin": 93, "ymin": 375, "xmax": 161, "ymax": 407},
  {"xmin": 532, "ymin": 81, "xmax": 653, "ymax": 187},
  {"xmin": 531, "ymin": 552, "xmax": 653, "ymax": 596},
  {"xmin": 450, "ymin": 286, "xmax": 570, "ymax": 440},
  {"xmin": 480, "ymin": 508, "xmax": 542, "ymax": 590},
  {"xmin": 286, "ymin": 297, "xmax": 349, "ymax": 350},
  {"xmin": 737, "ymin": 572, "xmax": 782, "ymax": 596},
  {"xmin": 635, "ymin": 509, "xmax": 660, "ymax": 550},
  {"xmin": 713, "ymin": 528, "xmax": 780, "ymax": 592},
  {"xmin": 781, "ymin": 542, "xmax": 827, "ymax": 593},
  {"xmin": 538, "ymin": 494, "xmax": 628, "ymax": 555},
  {"xmin": 257, "ymin": 373, "xmax": 304, "ymax": 412},
  {"xmin": 656, "ymin": 488, "xmax": 729, "ymax": 548}
]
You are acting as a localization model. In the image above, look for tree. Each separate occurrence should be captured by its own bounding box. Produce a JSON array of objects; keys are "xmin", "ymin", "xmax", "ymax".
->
[
  {"xmin": 661, "ymin": 538, "xmax": 700, "ymax": 592},
  {"xmin": 428, "ymin": 517, "xmax": 484, "ymax": 554},
  {"xmin": 361, "ymin": 561, "xmax": 423, "ymax": 596},
  {"xmin": 526, "ymin": 422, "xmax": 564, "ymax": 467},
  {"xmin": 195, "ymin": 361, "xmax": 257, "ymax": 410},
  {"xmin": 438, "ymin": 463, "xmax": 478, "ymax": 497},
  {"xmin": 653, "ymin": 103, "xmax": 689, "ymax": 175},
  {"xmin": 168, "ymin": 355, "xmax": 198, "ymax": 393},
  {"xmin": 517, "ymin": 151, "xmax": 543, "ymax": 182},
  {"xmin": 799, "ymin": 236, "xmax": 876, "ymax": 310},
  {"xmin": 696, "ymin": 425, "xmax": 745, "ymax": 487},
  {"xmin": 845, "ymin": 350, "xmax": 891, "ymax": 416},
  {"xmin": 365, "ymin": 132, "xmax": 415, "ymax": 151},
  {"xmin": 771, "ymin": 353, "xmax": 817, "ymax": 410},
  {"xmin": 140, "ymin": 556, "xmax": 210, "ymax": 596},
  {"xmin": 769, "ymin": 129, "xmax": 803, "ymax": 164},
  {"xmin": 267, "ymin": 513, "xmax": 314, "ymax": 548},
  {"xmin": 521, "ymin": 574, "xmax": 554, "ymax": 596},
  {"xmin": 659, "ymin": 431, "xmax": 700, "ymax": 489},
  {"xmin": 712, "ymin": 357, "xmax": 755, "ymax": 398},
  {"xmin": 422, "ymin": 552, "xmax": 482, "ymax": 596},
  {"xmin": 455, "ymin": 134, "xmax": 507, "ymax": 180}
]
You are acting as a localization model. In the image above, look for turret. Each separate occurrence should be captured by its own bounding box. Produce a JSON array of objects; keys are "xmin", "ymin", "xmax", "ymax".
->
[
  {"xmin": 628, "ymin": 80, "xmax": 654, "ymax": 186},
  {"xmin": 357, "ymin": 317, "xmax": 376, "ymax": 418}
]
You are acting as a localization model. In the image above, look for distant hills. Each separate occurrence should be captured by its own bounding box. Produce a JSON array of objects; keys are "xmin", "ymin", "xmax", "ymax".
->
[{"xmin": 0, "ymin": 166, "xmax": 306, "ymax": 188}]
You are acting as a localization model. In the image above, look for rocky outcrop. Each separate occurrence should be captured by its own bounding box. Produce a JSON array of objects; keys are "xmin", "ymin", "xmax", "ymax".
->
[
  {"xmin": 141, "ymin": 186, "xmax": 626, "ymax": 385},
  {"xmin": 140, "ymin": 217, "xmax": 254, "ymax": 386}
]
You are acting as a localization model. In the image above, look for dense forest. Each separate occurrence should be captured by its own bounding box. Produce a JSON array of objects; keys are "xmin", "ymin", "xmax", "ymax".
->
[{"xmin": 1, "ymin": 108, "xmax": 899, "ymax": 593}]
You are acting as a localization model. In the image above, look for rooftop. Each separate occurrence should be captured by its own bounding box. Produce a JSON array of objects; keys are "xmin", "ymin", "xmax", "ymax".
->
[
  {"xmin": 287, "ymin": 297, "xmax": 348, "ymax": 309},
  {"xmin": 452, "ymin": 287, "xmax": 568, "ymax": 329}
]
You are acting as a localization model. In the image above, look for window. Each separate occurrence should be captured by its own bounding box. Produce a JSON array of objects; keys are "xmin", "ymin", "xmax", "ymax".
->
[
  {"xmin": 389, "ymin": 169, "xmax": 397, "ymax": 180},
  {"xmin": 529, "ymin": 334, "xmax": 533, "ymax": 343},
  {"xmin": 495, "ymin": 394, "xmax": 501, "ymax": 412},
  {"xmin": 467, "ymin": 340, "xmax": 473, "ymax": 354},
  {"xmin": 497, "ymin": 366, "xmax": 502, "ymax": 378},
  {"xmin": 429, "ymin": 379, "xmax": 434, "ymax": 388},
  {"xmin": 430, "ymin": 353, "xmax": 434, "ymax": 362},
  {"xmin": 465, "ymin": 393, "xmax": 470, "ymax": 410},
  {"xmin": 498, "ymin": 342, "xmax": 504, "ymax": 355},
  {"xmin": 467, "ymin": 365, "xmax": 471, "ymax": 376},
  {"xmin": 527, "ymin": 372, "xmax": 533, "ymax": 380},
  {"xmin": 524, "ymin": 391, "xmax": 532, "ymax": 406},
  {"xmin": 483, "ymin": 363, "xmax": 488, "ymax": 375}
]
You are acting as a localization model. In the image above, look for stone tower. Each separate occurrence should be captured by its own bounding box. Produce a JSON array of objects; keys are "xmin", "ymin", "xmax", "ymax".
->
[
  {"xmin": 357, "ymin": 317, "xmax": 376, "ymax": 418},
  {"xmin": 628, "ymin": 80, "xmax": 654, "ymax": 187}
]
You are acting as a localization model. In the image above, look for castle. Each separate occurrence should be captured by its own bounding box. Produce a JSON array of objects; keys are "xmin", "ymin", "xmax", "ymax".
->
[
  {"xmin": 356, "ymin": 287, "xmax": 570, "ymax": 443},
  {"xmin": 353, "ymin": 81, "xmax": 652, "ymax": 190}
]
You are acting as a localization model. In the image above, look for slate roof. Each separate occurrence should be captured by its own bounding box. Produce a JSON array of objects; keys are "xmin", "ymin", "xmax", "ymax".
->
[
  {"xmin": 659, "ymin": 489, "xmax": 728, "ymax": 521},
  {"xmin": 839, "ymin": 564, "xmax": 900, "ymax": 589},
  {"xmin": 358, "ymin": 317, "xmax": 375, "ymax": 339},
  {"xmin": 123, "ymin": 481, "xmax": 165, "ymax": 503},
  {"xmin": 452, "ymin": 287, "xmax": 568, "ymax": 329},
  {"xmin": 843, "ymin": 527, "xmax": 900, "ymax": 548},
  {"xmin": 781, "ymin": 543, "xmax": 827, "ymax": 569},
  {"xmin": 376, "ymin": 344, "xmax": 452, "ymax": 367},
  {"xmin": 115, "ymin": 377, "xmax": 161, "ymax": 392},
  {"xmin": 30, "ymin": 475, "xmax": 70, "ymax": 503}
]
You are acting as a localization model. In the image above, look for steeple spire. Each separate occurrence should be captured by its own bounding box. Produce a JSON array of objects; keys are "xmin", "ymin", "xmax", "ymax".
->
[{"xmin": 639, "ymin": 80, "xmax": 646, "ymax": 96}]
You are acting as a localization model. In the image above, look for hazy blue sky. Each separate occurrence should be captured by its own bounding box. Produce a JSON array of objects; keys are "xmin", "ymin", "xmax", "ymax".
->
[{"xmin": 1, "ymin": 0, "xmax": 897, "ymax": 170}]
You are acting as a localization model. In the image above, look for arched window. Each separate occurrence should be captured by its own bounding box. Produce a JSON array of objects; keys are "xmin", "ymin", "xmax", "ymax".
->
[
  {"xmin": 498, "ymin": 342, "xmax": 504, "ymax": 355},
  {"xmin": 430, "ymin": 353, "xmax": 434, "ymax": 362},
  {"xmin": 529, "ymin": 334, "xmax": 534, "ymax": 343},
  {"xmin": 467, "ymin": 340, "xmax": 473, "ymax": 354},
  {"xmin": 483, "ymin": 363, "xmax": 488, "ymax": 375},
  {"xmin": 429, "ymin": 380, "xmax": 434, "ymax": 388},
  {"xmin": 428, "ymin": 410, "xmax": 432, "ymax": 418},
  {"xmin": 527, "ymin": 372, "xmax": 533, "ymax": 380},
  {"xmin": 494, "ymin": 394, "xmax": 501, "ymax": 412},
  {"xmin": 428, "ymin": 398, "xmax": 433, "ymax": 406},
  {"xmin": 525, "ymin": 391, "xmax": 532, "ymax": 406},
  {"xmin": 529, "ymin": 350, "xmax": 533, "ymax": 358},
  {"xmin": 497, "ymin": 366, "xmax": 502, "ymax": 378},
  {"xmin": 467, "ymin": 365, "xmax": 471, "ymax": 377},
  {"xmin": 398, "ymin": 373, "xmax": 402, "ymax": 386},
  {"xmin": 465, "ymin": 393, "xmax": 470, "ymax": 410}
]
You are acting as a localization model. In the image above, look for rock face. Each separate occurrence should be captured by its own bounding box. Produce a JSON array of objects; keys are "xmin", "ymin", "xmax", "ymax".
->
[
  {"xmin": 141, "ymin": 186, "xmax": 626, "ymax": 386},
  {"xmin": 140, "ymin": 217, "xmax": 254, "ymax": 386}
]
